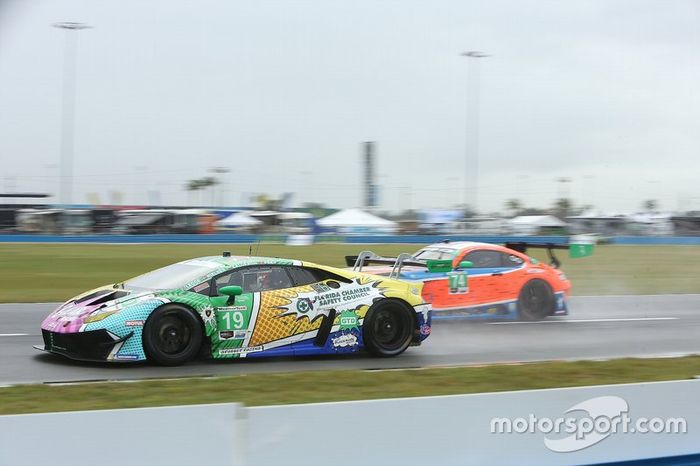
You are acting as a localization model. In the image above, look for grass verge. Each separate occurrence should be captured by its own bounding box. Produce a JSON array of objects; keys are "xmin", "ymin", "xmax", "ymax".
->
[
  {"xmin": 2, "ymin": 356, "xmax": 699, "ymax": 415},
  {"xmin": 1, "ymin": 243, "xmax": 700, "ymax": 302}
]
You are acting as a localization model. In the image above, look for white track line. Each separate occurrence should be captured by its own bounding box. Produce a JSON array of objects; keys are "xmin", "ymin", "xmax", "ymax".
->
[
  {"xmin": 0, "ymin": 333, "xmax": 31, "ymax": 337},
  {"xmin": 488, "ymin": 317, "xmax": 679, "ymax": 325}
]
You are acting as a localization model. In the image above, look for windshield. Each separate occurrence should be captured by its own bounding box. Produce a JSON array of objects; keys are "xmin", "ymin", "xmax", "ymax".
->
[{"xmin": 123, "ymin": 260, "xmax": 220, "ymax": 290}]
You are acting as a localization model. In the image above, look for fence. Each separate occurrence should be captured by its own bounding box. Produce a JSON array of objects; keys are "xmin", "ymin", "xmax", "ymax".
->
[{"xmin": 2, "ymin": 233, "xmax": 699, "ymax": 245}]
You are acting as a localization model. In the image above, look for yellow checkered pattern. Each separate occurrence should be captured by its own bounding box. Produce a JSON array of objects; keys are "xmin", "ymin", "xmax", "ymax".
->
[{"xmin": 250, "ymin": 286, "xmax": 322, "ymax": 346}]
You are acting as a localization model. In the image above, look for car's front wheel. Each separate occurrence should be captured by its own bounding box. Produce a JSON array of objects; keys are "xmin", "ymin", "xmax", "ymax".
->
[
  {"xmin": 518, "ymin": 279, "xmax": 554, "ymax": 321},
  {"xmin": 143, "ymin": 304, "xmax": 203, "ymax": 366},
  {"xmin": 363, "ymin": 300, "xmax": 414, "ymax": 357}
]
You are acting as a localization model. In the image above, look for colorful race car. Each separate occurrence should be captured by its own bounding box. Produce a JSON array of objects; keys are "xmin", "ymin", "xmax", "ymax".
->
[
  {"xmin": 347, "ymin": 239, "xmax": 592, "ymax": 321},
  {"xmin": 37, "ymin": 254, "xmax": 431, "ymax": 365}
]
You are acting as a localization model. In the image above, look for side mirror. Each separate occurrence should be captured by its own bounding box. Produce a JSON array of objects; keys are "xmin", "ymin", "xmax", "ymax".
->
[
  {"xmin": 219, "ymin": 285, "xmax": 243, "ymax": 298},
  {"xmin": 457, "ymin": 261, "xmax": 473, "ymax": 269}
]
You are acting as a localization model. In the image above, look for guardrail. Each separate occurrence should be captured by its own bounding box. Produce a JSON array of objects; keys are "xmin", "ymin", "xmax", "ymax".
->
[
  {"xmin": 1, "ymin": 380, "xmax": 698, "ymax": 465},
  {"xmin": 0, "ymin": 233, "xmax": 699, "ymax": 245}
]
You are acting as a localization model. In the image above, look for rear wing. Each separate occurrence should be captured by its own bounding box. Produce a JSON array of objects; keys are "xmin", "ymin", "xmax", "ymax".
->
[
  {"xmin": 504, "ymin": 235, "xmax": 596, "ymax": 268},
  {"xmin": 345, "ymin": 251, "xmax": 426, "ymax": 279},
  {"xmin": 345, "ymin": 251, "xmax": 465, "ymax": 278}
]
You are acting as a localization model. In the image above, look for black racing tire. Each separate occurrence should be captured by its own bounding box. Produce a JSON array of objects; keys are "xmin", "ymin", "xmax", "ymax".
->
[
  {"xmin": 518, "ymin": 279, "xmax": 555, "ymax": 321},
  {"xmin": 363, "ymin": 299, "xmax": 414, "ymax": 357},
  {"xmin": 143, "ymin": 304, "xmax": 203, "ymax": 366}
]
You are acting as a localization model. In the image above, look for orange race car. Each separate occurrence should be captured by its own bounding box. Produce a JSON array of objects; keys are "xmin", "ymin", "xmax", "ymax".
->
[{"xmin": 346, "ymin": 239, "xmax": 593, "ymax": 320}]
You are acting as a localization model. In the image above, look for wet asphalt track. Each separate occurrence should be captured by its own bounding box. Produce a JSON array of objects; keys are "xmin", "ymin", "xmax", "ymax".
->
[{"xmin": 1, "ymin": 294, "xmax": 699, "ymax": 385}]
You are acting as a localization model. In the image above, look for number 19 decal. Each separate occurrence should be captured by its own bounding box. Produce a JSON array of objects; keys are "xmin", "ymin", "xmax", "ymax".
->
[
  {"xmin": 222, "ymin": 311, "xmax": 245, "ymax": 329},
  {"xmin": 216, "ymin": 294, "xmax": 254, "ymax": 331}
]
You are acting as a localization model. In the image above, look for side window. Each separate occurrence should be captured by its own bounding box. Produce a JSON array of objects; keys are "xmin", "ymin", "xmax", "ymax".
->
[
  {"xmin": 415, "ymin": 248, "xmax": 455, "ymax": 260},
  {"xmin": 464, "ymin": 250, "xmax": 505, "ymax": 268},
  {"xmin": 503, "ymin": 254, "xmax": 524, "ymax": 268},
  {"xmin": 214, "ymin": 270, "xmax": 243, "ymax": 294},
  {"xmin": 286, "ymin": 267, "xmax": 318, "ymax": 287},
  {"xmin": 189, "ymin": 281, "xmax": 211, "ymax": 296},
  {"xmin": 238, "ymin": 266, "xmax": 293, "ymax": 293},
  {"xmin": 307, "ymin": 267, "xmax": 354, "ymax": 284}
]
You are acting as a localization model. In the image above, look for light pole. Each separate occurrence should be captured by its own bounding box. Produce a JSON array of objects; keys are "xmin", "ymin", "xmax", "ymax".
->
[
  {"xmin": 461, "ymin": 51, "xmax": 489, "ymax": 215},
  {"xmin": 53, "ymin": 22, "xmax": 91, "ymax": 206}
]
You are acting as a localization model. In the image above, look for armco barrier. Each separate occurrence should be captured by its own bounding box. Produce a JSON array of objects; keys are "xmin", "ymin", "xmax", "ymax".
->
[
  {"xmin": 1, "ymin": 380, "xmax": 698, "ymax": 466},
  {"xmin": 609, "ymin": 236, "xmax": 700, "ymax": 245},
  {"xmin": 0, "ymin": 234, "xmax": 571, "ymax": 244},
  {"xmin": 0, "ymin": 233, "xmax": 260, "ymax": 243},
  {"xmin": 246, "ymin": 380, "xmax": 699, "ymax": 466},
  {"xmin": 0, "ymin": 233, "xmax": 699, "ymax": 245},
  {"xmin": 0, "ymin": 403, "xmax": 246, "ymax": 466}
]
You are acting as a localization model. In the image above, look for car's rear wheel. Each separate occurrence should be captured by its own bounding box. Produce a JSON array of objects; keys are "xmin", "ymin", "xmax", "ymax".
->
[
  {"xmin": 363, "ymin": 300, "xmax": 414, "ymax": 357},
  {"xmin": 143, "ymin": 304, "xmax": 203, "ymax": 366},
  {"xmin": 518, "ymin": 279, "xmax": 554, "ymax": 321}
]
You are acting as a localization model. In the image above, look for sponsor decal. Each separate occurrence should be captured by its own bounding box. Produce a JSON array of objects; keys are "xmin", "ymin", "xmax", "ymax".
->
[
  {"xmin": 220, "ymin": 330, "xmax": 248, "ymax": 340},
  {"xmin": 311, "ymin": 282, "xmax": 332, "ymax": 294},
  {"xmin": 114, "ymin": 354, "xmax": 139, "ymax": 360},
  {"xmin": 296, "ymin": 297, "xmax": 314, "ymax": 314},
  {"xmin": 125, "ymin": 320, "xmax": 145, "ymax": 327},
  {"xmin": 413, "ymin": 304, "xmax": 431, "ymax": 321},
  {"xmin": 331, "ymin": 333, "xmax": 358, "ymax": 348},
  {"xmin": 201, "ymin": 306, "xmax": 216, "ymax": 327},
  {"xmin": 420, "ymin": 324, "xmax": 431, "ymax": 336},
  {"xmin": 338, "ymin": 310, "xmax": 359, "ymax": 330},
  {"xmin": 219, "ymin": 306, "xmax": 248, "ymax": 311},
  {"xmin": 277, "ymin": 279, "xmax": 386, "ymax": 323},
  {"xmin": 219, "ymin": 345, "xmax": 263, "ymax": 355}
]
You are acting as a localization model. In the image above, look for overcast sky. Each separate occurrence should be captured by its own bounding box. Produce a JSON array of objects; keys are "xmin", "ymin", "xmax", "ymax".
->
[{"xmin": 0, "ymin": 0, "xmax": 698, "ymax": 213}]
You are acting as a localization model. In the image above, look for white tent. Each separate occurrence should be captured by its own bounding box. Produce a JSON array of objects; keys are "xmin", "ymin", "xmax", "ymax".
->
[
  {"xmin": 317, "ymin": 208, "xmax": 397, "ymax": 234},
  {"xmin": 509, "ymin": 215, "xmax": 567, "ymax": 227},
  {"xmin": 508, "ymin": 215, "xmax": 567, "ymax": 235},
  {"xmin": 216, "ymin": 212, "xmax": 263, "ymax": 228}
]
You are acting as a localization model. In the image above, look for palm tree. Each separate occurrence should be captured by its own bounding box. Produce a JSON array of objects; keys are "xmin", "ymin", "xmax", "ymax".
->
[
  {"xmin": 643, "ymin": 200, "xmax": 658, "ymax": 212},
  {"xmin": 505, "ymin": 199, "xmax": 522, "ymax": 216}
]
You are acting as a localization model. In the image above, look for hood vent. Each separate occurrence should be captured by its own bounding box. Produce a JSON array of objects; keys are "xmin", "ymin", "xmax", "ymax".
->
[{"xmin": 75, "ymin": 290, "xmax": 129, "ymax": 305}]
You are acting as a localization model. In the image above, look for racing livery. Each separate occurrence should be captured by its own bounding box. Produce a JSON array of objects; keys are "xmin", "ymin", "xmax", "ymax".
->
[
  {"xmin": 38, "ymin": 255, "xmax": 431, "ymax": 365},
  {"xmin": 348, "ymin": 239, "xmax": 591, "ymax": 320}
]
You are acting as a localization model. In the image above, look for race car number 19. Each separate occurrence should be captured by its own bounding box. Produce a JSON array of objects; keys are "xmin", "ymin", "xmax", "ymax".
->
[{"xmin": 221, "ymin": 310, "xmax": 246, "ymax": 330}]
